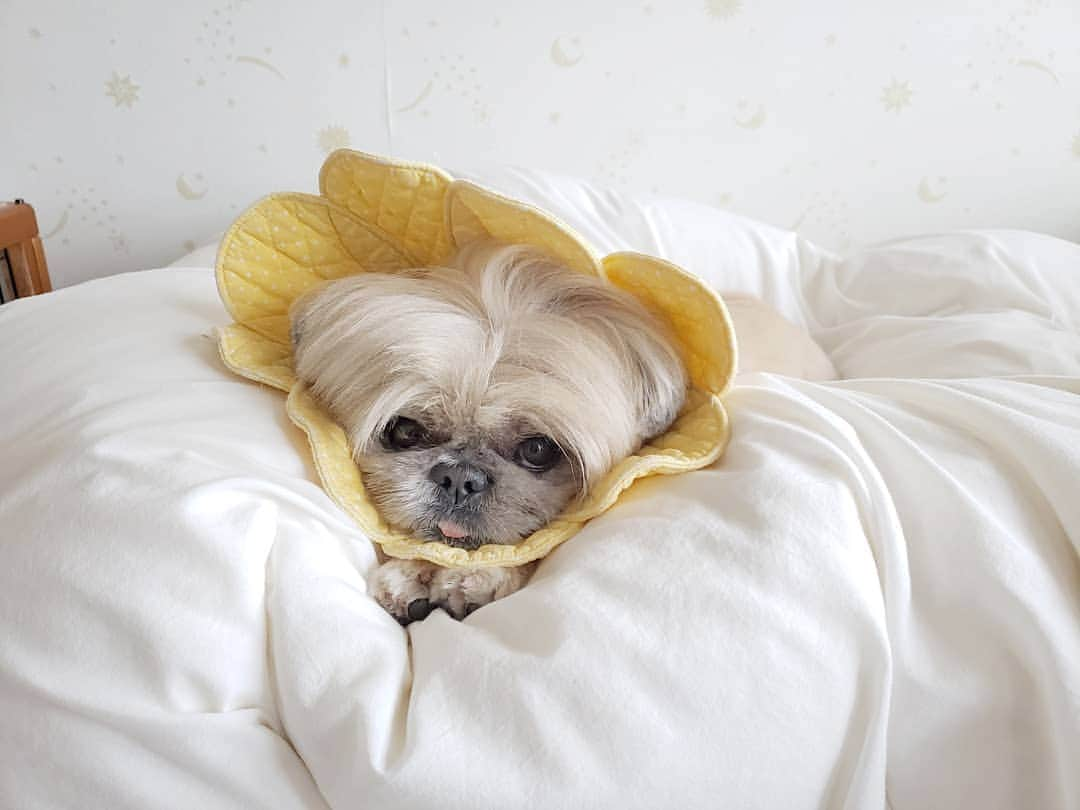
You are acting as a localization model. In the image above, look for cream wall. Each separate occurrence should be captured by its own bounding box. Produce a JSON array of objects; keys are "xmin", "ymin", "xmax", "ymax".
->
[{"xmin": 4, "ymin": 0, "xmax": 1079, "ymax": 288}]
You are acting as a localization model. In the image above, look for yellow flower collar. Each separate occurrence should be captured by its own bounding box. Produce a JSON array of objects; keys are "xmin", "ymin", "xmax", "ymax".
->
[{"xmin": 215, "ymin": 150, "xmax": 736, "ymax": 568}]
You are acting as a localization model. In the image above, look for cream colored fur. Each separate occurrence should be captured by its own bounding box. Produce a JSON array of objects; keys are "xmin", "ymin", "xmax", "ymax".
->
[
  {"xmin": 295, "ymin": 245, "xmax": 836, "ymax": 623},
  {"xmin": 722, "ymin": 294, "xmax": 838, "ymax": 381}
]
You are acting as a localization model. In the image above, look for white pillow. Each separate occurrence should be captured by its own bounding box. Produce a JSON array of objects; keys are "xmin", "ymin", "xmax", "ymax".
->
[
  {"xmin": 168, "ymin": 164, "xmax": 829, "ymax": 326},
  {"xmin": 168, "ymin": 236, "xmax": 222, "ymax": 268},
  {"xmin": 456, "ymin": 164, "xmax": 829, "ymax": 325}
]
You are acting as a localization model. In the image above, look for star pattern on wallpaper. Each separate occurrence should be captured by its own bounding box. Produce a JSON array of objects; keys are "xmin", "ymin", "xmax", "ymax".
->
[
  {"xmin": 104, "ymin": 72, "xmax": 140, "ymax": 108},
  {"xmin": 317, "ymin": 125, "xmax": 351, "ymax": 154},
  {"xmin": 43, "ymin": 185, "xmax": 129, "ymax": 257},
  {"xmin": 705, "ymin": 0, "xmax": 742, "ymax": 19},
  {"xmin": 12, "ymin": 0, "xmax": 1080, "ymax": 288},
  {"xmin": 880, "ymin": 79, "xmax": 912, "ymax": 112},
  {"xmin": 185, "ymin": 0, "xmax": 286, "ymax": 108},
  {"xmin": 399, "ymin": 50, "xmax": 490, "ymax": 123}
]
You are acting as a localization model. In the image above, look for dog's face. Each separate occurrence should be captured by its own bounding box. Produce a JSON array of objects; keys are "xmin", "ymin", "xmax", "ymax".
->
[{"xmin": 290, "ymin": 242, "xmax": 687, "ymax": 549}]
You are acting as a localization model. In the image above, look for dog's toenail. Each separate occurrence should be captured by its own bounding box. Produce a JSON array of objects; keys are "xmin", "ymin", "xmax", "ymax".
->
[{"xmin": 407, "ymin": 598, "xmax": 433, "ymax": 621}]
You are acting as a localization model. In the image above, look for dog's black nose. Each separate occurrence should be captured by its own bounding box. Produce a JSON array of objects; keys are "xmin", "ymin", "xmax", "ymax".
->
[{"xmin": 428, "ymin": 462, "xmax": 492, "ymax": 504}]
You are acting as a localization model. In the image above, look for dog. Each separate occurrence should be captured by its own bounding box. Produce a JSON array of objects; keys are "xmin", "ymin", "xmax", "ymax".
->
[{"xmin": 290, "ymin": 241, "xmax": 835, "ymax": 624}]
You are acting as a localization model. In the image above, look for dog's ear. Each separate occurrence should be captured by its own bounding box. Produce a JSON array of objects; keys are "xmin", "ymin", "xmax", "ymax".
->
[
  {"xmin": 623, "ymin": 319, "xmax": 688, "ymax": 439},
  {"xmin": 627, "ymin": 337, "xmax": 687, "ymax": 438},
  {"xmin": 288, "ymin": 313, "xmax": 304, "ymax": 350},
  {"xmin": 288, "ymin": 288, "xmax": 320, "ymax": 351},
  {"xmin": 549, "ymin": 280, "xmax": 688, "ymax": 440}
]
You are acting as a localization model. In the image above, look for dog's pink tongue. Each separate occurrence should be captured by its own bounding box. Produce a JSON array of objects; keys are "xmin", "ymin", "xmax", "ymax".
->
[{"xmin": 438, "ymin": 520, "xmax": 469, "ymax": 540}]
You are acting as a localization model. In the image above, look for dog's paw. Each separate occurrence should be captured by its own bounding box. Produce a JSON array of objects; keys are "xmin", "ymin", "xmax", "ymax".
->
[
  {"xmin": 368, "ymin": 559, "xmax": 440, "ymax": 625},
  {"xmin": 429, "ymin": 564, "xmax": 536, "ymax": 620}
]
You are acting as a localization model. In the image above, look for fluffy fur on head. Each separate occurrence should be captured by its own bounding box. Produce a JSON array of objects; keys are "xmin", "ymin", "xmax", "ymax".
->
[{"xmin": 290, "ymin": 241, "xmax": 687, "ymax": 548}]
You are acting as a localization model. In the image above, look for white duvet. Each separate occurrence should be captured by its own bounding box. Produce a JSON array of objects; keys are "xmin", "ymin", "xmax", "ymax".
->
[{"xmin": 1, "ymin": 170, "xmax": 1078, "ymax": 810}]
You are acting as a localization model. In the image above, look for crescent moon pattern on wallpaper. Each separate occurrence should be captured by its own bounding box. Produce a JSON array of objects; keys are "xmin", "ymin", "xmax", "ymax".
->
[
  {"xmin": 550, "ymin": 37, "xmax": 584, "ymax": 67},
  {"xmin": 235, "ymin": 55, "xmax": 286, "ymax": 80},
  {"xmin": 176, "ymin": 173, "xmax": 209, "ymax": 200},
  {"xmin": 43, "ymin": 210, "xmax": 69, "ymax": 239},
  {"xmin": 1014, "ymin": 58, "xmax": 1060, "ymax": 85},
  {"xmin": 733, "ymin": 103, "xmax": 767, "ymax": 129},
  {"xmin": 6, "ymin": 0, "xmax": 1080, "ymax": 288},
  {"xmin": 416, "ymin": 51, "xmax": 491, "ymax": 122},
  {"xmin": 917, "ymin": 176, "xmax": 948, "ymax": 203},
  {"xmin": 789, "ymin": 207, "xmax": 812, "ymax": 230},
  {"xmin": 396, "ymin": 79, "xmax": 434, "ymax": 112}
]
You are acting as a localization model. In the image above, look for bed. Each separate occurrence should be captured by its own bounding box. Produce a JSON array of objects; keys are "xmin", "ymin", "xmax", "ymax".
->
[{"xmin": 1, "ymin": 167, "xmax": 1078, "ymax": 809}]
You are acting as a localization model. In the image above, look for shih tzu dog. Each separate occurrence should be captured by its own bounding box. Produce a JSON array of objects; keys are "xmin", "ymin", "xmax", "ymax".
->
[{"xmin": 290, "ymin": 241, "xmax": 835, "ymax": 624}]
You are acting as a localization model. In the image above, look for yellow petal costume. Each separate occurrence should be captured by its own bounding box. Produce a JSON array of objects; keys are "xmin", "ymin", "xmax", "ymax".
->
[{"xmin": 215, "ymin": 150, "xmax": 736, "ymax": 568}]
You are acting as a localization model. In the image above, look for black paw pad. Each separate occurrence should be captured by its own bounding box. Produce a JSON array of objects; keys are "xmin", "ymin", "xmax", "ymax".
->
[{"xmin": 407, "ymin": 598, "xmax": 434, "ymax": 622}]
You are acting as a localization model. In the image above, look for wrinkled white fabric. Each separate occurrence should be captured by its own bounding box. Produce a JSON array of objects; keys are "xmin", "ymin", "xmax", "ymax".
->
[{"xmin": 5, "ymin": 172, "xmax": 1080, "ymax": 809}]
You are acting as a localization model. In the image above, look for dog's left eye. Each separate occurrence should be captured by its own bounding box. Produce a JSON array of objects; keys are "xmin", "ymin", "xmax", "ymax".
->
[
  {"xmin": 383, "ymin": 417, "xmax": 428, "ymax": 451},
  {"xmin": 514, "ymin": 436, "xmax": 563, "ymax": 471}
]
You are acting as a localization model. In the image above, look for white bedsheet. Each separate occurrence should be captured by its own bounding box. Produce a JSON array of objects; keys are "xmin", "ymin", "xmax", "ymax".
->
[{"xmin": 2, "ymin": 190, "xmax": 1079, "ymax": 807}]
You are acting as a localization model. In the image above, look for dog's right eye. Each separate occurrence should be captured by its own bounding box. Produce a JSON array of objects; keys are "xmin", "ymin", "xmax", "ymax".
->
[
  {"xmin": 514, "ymin": 435, "xmax": 563, "ymax": 471},
  {"xmin": 383, "ymin": 417, "xmax": 428, "ymax": 451}
]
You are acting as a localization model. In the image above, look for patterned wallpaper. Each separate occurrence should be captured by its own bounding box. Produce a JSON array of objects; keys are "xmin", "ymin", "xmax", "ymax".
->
[{"xmin": 4, "ymin": 0, "xmax": 1079, "ymax": 287}]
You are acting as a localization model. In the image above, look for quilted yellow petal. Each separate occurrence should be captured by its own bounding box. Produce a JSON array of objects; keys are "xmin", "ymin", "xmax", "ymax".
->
[
  {"xmin": 447, "ymin": 181, "xmax": 602, "ymax": 277},
  {"xmin": 603, "ymin": 252, "xmax": 738, "ymax": 396},
  {"xmin": 218, "ymin": 324, "xmax": 296, "ymax": 392},
  {"xmin": 217, "ymin": 192, "xmax": 415, "ymax": 345},
  {"xmin": 216, "ymin": 151, "xmax": 736, "ymax": 568},
  {"xmin": 319, "ymin": 149, "xmax": 455, "ymax": 266}
]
